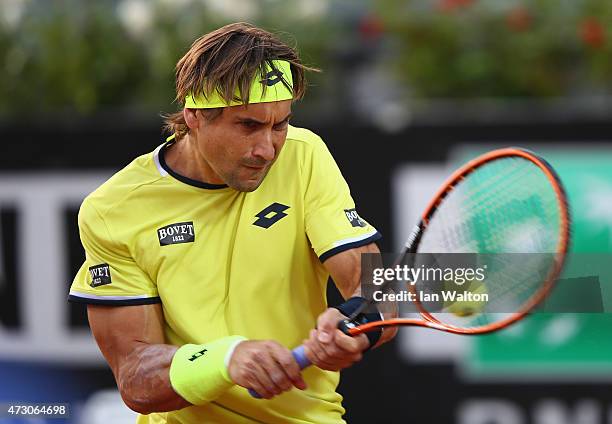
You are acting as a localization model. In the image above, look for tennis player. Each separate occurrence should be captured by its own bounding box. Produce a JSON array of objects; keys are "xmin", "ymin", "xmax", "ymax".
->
[{"xmin": 68, "ymin": 22, "xmax": 395, "ymax": 423}]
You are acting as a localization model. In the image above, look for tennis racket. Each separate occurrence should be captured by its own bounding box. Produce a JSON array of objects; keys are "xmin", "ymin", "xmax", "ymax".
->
[{"xmin": 250, "ymin": 147, "xmax": 570, "ymax": 398}]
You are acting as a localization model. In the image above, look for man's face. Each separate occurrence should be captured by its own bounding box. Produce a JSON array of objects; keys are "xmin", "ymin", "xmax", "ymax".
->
[{"xmin": 192, "ymin": 100, "xmax": 292, "ymax": 192}]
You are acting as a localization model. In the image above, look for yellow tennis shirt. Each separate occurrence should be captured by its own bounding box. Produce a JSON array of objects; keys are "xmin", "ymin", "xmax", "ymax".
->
[{"xmin": 69, "ymin": 125, "xmax": 381, "ymax": 424}]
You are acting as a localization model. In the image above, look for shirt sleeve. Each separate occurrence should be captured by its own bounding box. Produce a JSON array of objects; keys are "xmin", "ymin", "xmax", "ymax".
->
[
  {"xmin": 68, "ymin": 199, "xmax": 161, "ymax": 306},
  {"xmin": 304, "ymin": 137, "xmax": 381, "ymax": 262}
]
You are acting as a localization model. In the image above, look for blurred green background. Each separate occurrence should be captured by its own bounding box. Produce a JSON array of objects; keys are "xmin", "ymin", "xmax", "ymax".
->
[{"xmin": 2, "ymin": 0, "xmax": 612, "ymax": 118}]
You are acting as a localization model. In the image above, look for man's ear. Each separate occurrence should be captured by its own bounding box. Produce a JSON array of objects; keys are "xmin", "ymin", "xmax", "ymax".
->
[{"xmin": 183, "ymin": 108, "xmax": 200, "ymax": 130}]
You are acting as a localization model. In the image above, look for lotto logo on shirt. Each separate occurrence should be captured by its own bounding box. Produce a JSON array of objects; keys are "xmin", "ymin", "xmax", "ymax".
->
[
  {"xmin": 157, "ymin": 221, "xmax": 195, "ymax": 246},
  {"xmin": 344, "ymin": 209, "xmax": 366, "ymax": 227},
  {"xmin": 89, "ymin": 263, "xmax": 112, "ymax": 287}
]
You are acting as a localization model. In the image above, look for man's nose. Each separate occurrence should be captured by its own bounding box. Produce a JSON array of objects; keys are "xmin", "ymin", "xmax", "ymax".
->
[{"xmin": 252, "ymin": 132, "xmax": 275, "ymax": 162}]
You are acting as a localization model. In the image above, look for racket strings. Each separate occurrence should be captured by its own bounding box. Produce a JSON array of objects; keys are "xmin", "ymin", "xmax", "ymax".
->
[
  {"xmin": 411, "ymin": 258, "xmax": 542, "ymax": 316},
  {"xmin": 423, "ymin": 186, "xmax": 529, "ymax": 252},
  {"xmin": 440, "ymin": 169, "xmax": 551, "ymax": 251},
  {"xmin": 424, "ymin": 258, "xmax": 554, "ymax": 325},
  {"xmin": 441, "ymin": 157, "xmax": 533, "ymax": 221},
  {"xmin": 447, "ymin": 159, "xmax": 546, "ymax": 224},
  {"xmin": 447, "ymin": 255, "xmax": 549, "ymax": 307},
  {"xmin": 453, "ymin": 158, "xmax": 533, "ymax": 215},
  {"xmin": 422, "ymin": 159, "xmax": 560, "ymax": 254},
  {"xmin": 471, "ymin": 163, "xmax": 558, "ymax": 231},
  {"xmin": 414, "ymin": 156, "xmax": 564, "ymax": 328}
]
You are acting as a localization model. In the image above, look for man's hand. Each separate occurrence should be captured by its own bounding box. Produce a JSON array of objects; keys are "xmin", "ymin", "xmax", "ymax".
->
[
  {"xmin": 228, "ymin": 340, "xmax": 307, "ymax": 399},
  {"xmin": 303, "ymin": 308, "xmax": 369, "ymax": 371}
]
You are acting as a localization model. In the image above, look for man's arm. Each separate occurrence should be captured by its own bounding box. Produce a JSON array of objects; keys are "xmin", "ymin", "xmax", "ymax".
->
[
  {"xmin": 88, "ymin": 304, "xmax": 188, "ymax": 413},
  {"xmin": 303, "ymin": 242, "xmax": 397, "ymax": 370},
  {"xmin": 88, "ymin": 304, "xmax": 306, "ymax": 413}
]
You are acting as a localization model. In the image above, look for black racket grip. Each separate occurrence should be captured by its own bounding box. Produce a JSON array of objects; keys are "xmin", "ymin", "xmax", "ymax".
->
[
  {"xmin": 337, "ymin": 319, "xmax": 358, "ymax": 336},
  {"xmin": 338, "ymin": 315, "xmax": 382, "ymax": 348}
]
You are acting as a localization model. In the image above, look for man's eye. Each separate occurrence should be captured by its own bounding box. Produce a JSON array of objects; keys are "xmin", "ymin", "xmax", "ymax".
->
[
  {"xmin": 241, "ymin": 121, "xmax": 259, "ymax": 129},
  {"xmin": 274, "ymin": 120, "xmax": 290, "ymax": 131}
]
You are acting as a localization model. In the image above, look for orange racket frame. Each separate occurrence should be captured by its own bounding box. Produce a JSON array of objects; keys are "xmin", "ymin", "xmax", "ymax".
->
[{"xmin": 343, "ymin": 147, "xmax": 571, "ymax": 336}]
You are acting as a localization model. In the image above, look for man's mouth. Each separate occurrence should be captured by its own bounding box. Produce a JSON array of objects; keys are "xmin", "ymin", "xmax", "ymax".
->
[{"xmin": 243, "ymin": 163, "xmax": 267, "ymax": 170}]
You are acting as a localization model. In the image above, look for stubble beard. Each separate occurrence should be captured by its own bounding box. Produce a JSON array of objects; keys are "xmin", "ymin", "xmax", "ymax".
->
[{"xmin": 224, "ymin": 165, "xmax": 272, "ymax": 192}]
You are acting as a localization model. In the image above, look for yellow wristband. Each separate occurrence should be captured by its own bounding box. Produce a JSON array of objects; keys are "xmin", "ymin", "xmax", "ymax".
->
[{"xmin": 169, "ymin": 336, "xmax": 246, "ymax": 405}]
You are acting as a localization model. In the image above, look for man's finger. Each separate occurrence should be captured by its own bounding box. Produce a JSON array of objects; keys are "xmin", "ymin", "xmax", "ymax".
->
[
  {"xmin": 268, "ymin": 343, "xmax": 307, "ymax": 390},
  {"xmin": 261, "ymin": 344, "xmax": 299, "ymax": 391},
  {"xmin": 245, "ymin": 362, "xmax": 276, "ymax": 399},
  {"xmin": 316, "ymin": 309, "xmax": 343, "ymax": 343},
  {"xmin": 304, "ymin": 331, "xmax": 340, "ymax": 369},
  {"xmin": 304, "ymin": 332, "xmax": 357, "ymax": 371},
  {"xmin": 316, "ymin": 331, "xmax": 346, "ymax": 360},
  {"xmin": 251, "ymin": 350, "xmax": 286, "ymax": 396},
  {"xmin": 333, "ymin": 330, "xmax": 370, "ymax": 353},
  {"xmin": 303, "ymin": 340, "xmax": 339, "ymax": 370}
]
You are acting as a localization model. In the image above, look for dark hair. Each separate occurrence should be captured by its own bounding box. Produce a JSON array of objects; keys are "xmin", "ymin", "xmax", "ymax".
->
[{"xmin": 162, "ymin": 22, "xmax": 317, "ymax": 139}]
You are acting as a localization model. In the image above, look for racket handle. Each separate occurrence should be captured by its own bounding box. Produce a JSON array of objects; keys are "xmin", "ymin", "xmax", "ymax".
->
[
  {"xmin": 248, "ymin": 346, "xmax": 311, "ymax": 398},
  {"xmin": 248, "ymin": 321, "xmax": 356, "ymax": 398},
  {"xmin": 291, "ymin": 345, "xmax": 312, "ymax": 369},
  {"xmin": 337, "ymin": 319, "xmax": 355, "ymax": 336}
]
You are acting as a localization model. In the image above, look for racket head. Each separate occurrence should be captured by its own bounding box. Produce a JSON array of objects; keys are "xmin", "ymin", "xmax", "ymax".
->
[{"xmin": 359, "ymin": 148, "xmax": 570, "ymax": 336}]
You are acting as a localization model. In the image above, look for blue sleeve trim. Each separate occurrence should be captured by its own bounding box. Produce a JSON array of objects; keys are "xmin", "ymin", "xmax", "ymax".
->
[
  {"xmin": 318, "ymin": 232, "xmax": 382, "ymax": 263},
  {"xmin": 68, "ymin": 295, "xmax": 162, "ymax": 306}
]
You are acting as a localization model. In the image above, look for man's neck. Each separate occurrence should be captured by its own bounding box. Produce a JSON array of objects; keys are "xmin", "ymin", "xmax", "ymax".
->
[{"xmin": 164, "ymin": 136, "xmax": 222, "ymax": 185}]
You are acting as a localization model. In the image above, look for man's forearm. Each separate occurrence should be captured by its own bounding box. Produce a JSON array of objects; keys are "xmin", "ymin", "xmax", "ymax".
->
[
  {"xmin": 116, "ymin": 343, "xmax": 190, "ymax": 414},
  {"xmin": 324, "ymin": 243, "xmax": 398, "ymax": 348}
]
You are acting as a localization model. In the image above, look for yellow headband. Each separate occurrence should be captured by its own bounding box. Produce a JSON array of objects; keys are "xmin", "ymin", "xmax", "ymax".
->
[{"xmin": 184, "ymin": 59, "xmax": 294, "ymax": 109}]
